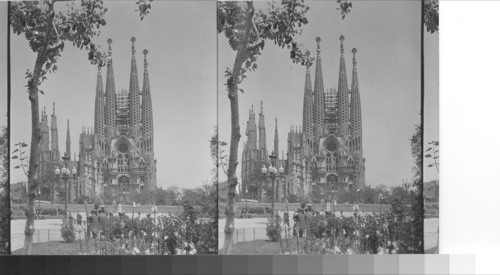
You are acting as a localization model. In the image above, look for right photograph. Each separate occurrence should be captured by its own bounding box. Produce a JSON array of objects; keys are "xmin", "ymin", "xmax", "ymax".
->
[{"xmin": 218, "ymin": 0, "xmax": 431, "ymax": 255}]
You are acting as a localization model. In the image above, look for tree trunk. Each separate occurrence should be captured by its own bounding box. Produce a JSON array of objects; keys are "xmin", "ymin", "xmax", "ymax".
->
[
  {"xmin": 222, "ymin": 3, "xmax": 255, "ymax": 255},
  {"xmin": 24, "ymin": 63, "xmax": 42, "ymax": 255},
  {"xmin": 23, "ymin": 2, "xmax": 55, "ymax": 254}
]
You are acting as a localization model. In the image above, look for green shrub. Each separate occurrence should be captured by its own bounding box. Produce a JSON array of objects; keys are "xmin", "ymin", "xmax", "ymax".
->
[
  {"xmin": 266, "ymin": 215, "xmax": 282, "ymax": 242},
  {"xmin": 60, "ymin": 222, "xmax": 76, "ymax": 243}
]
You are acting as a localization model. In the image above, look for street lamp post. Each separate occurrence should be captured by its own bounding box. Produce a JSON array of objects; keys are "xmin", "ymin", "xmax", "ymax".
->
[
  {"xmin": 261, "ymin": 151, "xmax": 284, "ymax": 223},
  {"xmin": 55, "ymin": 160, "xmax": 77, "ymax": 214},
  {"xmin": 245, "ymin": 186, "xmax": 248, "ymax": 212},
  {"xmin": 37, "ymin": 189, "xmax": 41, "ymax": 219}
]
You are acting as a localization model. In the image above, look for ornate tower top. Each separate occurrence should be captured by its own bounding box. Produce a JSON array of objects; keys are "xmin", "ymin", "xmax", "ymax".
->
[
  {"xmin": 316, "ymin": 36, "xmax": 321, "ymax": 53},
  {"xmin": 143, "ymin": 49, "xmax": 149, "ymax": 69},
  {"xmin": 131, "ymin": 36, "xmax": 136, "ymax": 56},
  {"xmin": 352, "ymin": 47, "xmax": 357, "ymax": 67},
  {"xmin": 107, "ymin": 38, "xmax": 113, "ymax": 61},
  {"xmin": 340, "ymin": 35, "xmax": 345, "ymax": 54}
]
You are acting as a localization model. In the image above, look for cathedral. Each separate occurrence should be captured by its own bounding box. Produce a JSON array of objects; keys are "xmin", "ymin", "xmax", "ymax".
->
[
  {"xmin": 38, "ymin": 37, "xmax": 157, "ymax": 203},
  {"xmin": 241, "ymin": 35, "xmax": 365, "ymax": 202}
]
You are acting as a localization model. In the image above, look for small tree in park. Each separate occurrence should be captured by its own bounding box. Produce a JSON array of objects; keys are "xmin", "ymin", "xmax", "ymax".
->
[
  {"xmin": 0, "ymin": 126, "xmax": 9, "ymax": 254},
  {"xmin": 217, "ymin": 0, "xmax": 351, "ymax": 254},
  {"xmin": 10, "ymin": 0, "xmax": 152, "ymax": 255}
]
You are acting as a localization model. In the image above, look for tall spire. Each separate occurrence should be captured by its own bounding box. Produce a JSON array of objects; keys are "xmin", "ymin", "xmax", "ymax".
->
[
  {"xmin": 40, "ymin": 106, "xmax": 50, "ymax": 162},
  {"xmin": 104, "ymin": 38, "xmax": 116, "ymax": 139},
  {"xmin": 245, "ymin": 106, "xmax": 257, "ymax": 151},
  {"xmin": 129, "ymin": 36, "xmax": 141, "ymax": 137},
  {"xmin": 302, "ymin": 50, "xmax": 314, "ymax": 137},
  {"xmin": 350, "ymin": 48, "xmax": 362, "ymax": 152},
  {"xmin": 50, "ymin": 102, "xmax": 60, "ymax": 162},
  {"xmin": 142, "ymin": 49, "xmax": 154, "ymax": 155},
  {"xmin": 313, "ymin": 37, "xmax": 325, "ymax": 135},
  {"xmin": 66, "ymin": 119, "xmax": 71, "ymax": 158},
  {"xmin": 274, "ymin": 118, "xmax": 279, "ymax": 161},
  {"xmin": 258, "ymin": 100, "xmax": 267, "ymax": 162},
  {"xmin": 337, "ymin": 35, "xmax": 350, "ymax": 138},
  {"xmin": 94, "ymin": 66, "xmax": 105, "ymax": 137}
]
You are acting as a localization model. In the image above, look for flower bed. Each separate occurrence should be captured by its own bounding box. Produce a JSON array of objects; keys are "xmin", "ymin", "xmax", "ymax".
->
[
  {"xmin": 270, "ymin": 205, "xmax": 422, "ymax": 254},
  {"xmin": 63, "ymin": 207, "xmax": 217, "ymax": 255}
]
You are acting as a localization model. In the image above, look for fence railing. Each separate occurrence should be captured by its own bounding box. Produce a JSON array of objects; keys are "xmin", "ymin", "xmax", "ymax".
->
[{"xmin": 31, "ymin": 229, "xmax": 63, "ymax": 244}]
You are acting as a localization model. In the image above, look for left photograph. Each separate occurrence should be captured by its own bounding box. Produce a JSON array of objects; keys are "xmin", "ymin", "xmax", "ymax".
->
[{"xmin": 9, "ymin": 1, "xmax": 217, "ymax": 255}]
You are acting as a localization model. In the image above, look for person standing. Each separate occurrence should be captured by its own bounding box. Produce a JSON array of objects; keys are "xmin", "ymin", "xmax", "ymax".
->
[
  {"xmin": 89, "ymin": 210, "xmax": 99, "ymax": 239},
  {"xmin": 296, "ymin": 209, "xmax": 306, "ymax": 238}
]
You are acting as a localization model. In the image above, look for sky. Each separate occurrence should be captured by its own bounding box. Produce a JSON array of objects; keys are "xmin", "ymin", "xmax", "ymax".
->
[
  {"xmin": 1, "ymin": 3, "xmax": 6, "ymax": 126},
  {"xmin": 9, "ymin": 1, "xmax": 217, "ymax": 189},
  {"xmin": 218, "ymin": 0, "xmax": 423, "ymax": 188},
  {"xmin": 423, "ymin": 29, "xmax": 439, "ymax": 182}
]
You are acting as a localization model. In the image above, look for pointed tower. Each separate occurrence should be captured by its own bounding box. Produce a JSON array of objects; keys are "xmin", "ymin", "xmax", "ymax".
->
[
  {"xmin": 337, "ymin": 35, "xmax": 350, "ymax": 138},
  {"xmin": 40, "ymin": 107, "xmax": 50, "ymax": 162},
  {"xmin": 141, "ymin": 49, "xmax": 154, "ymax": 155},
  {"xmin": 242, "ymin": 105, "xmax": 258, "ymax": 191},
  {"xmin": 128, "ymin": 36, "xmax": 141, "ymax": 138},
  {"xmin": 94, "ymin": 65, "xmax": 105, "ymax": 157},
  {"xmin": 50, "ymin": 102, "xmax": 60, "ymax": 162},
  {"xmin": 105, "ymin": 38, "xmax": 117, "ymax": 141},
  {"xmin": 246, "ymin": 106, "xmax": 257, "ymax": 151},
  {"xmin": 274, "ymin": 118, "xmax": 279, "ymax": 163},
  {"xmin": 258, "ymin": 101, "xmax": 267, "ymax": 162},
  {"xmin": 65, "ymin": 119, "xmax": 71, "ymax": 158},
  {"xmin": 313, "ymin": 37, "xmax": 325, "ymax": 136},
  {"xmin": 350, "ymin": 48, "xmax": 362, "ymax": 152},
  {"xmin": 302, "ymin": 50, "xmax": 314, "ymax": 138}
]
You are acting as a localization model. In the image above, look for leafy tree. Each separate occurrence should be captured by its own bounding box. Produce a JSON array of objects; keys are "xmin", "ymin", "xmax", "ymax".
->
[
  {"xmin": 164, "ymin": 185, "xmax": 181, "ymax": 206},
  {"xmin": 218, "ymin": 0, "xmax": 314, "ymax": 254},
  {"xmin": 10, "ymin": 0, "xmax": 150, "ymax": 254},
  {"xmin": 410, "ymin": 123, "xmax": 424, "ymax": 253},
  {"xmin": 218, "ymin": 1, "xmax": 351, "ymax": 253},
  {"xmin": 424, "ymin": 0, "xmax": 439, "ymax": 34},
  {"xmin": 0, "ymin": 126, "xmax": 9, "ymax": 254},
  {"xmin": 425, "ymin": 140, "xmax": 439, "ymax": 173}
]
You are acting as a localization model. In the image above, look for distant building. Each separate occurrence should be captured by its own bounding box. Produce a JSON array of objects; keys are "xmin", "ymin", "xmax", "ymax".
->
[
  {"xmin": 241, "ymin": 35, "xmax": 366, "ymax": 202},
  {"xmin": 79, "ymin": 37, "xmax": 157, "ymax": 199},
  {"xmin": 37, "ymin": 37, "xmax": 157, "ymax": 203}
]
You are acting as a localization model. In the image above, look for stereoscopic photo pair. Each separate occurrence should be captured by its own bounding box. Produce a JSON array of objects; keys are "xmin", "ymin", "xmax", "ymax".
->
[{"xmin": 0, "ymin": 0, "xmax": 439, "ymax": 256}]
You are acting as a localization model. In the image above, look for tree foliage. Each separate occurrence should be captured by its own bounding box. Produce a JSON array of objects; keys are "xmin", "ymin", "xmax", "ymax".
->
[
  {"xmin": 409, "ymin": 123, "xmax": 424, "ymax": 253},
  {"xmin": 425, "ymin": 140, "xmax": 439, "ymax": 173},
  {"xmin": 10, "ymin": 0, "xmax": 152, "ymax": 255},
  {"xmin": 218, "ymin": 0, "xmax": 351, "ymax": 254},
  {"xmin": 424, "ymin": 0, "xmax": 439, "ymax": 34},
  {"xmin": 0, "ymin": 126, "xmax": 9, "ymax": 254}
]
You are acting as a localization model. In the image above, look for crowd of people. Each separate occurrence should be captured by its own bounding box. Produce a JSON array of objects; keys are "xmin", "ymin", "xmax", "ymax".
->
[{"xmin": 291, "ymin": 201, "xmax": 346, "ymax": 238}]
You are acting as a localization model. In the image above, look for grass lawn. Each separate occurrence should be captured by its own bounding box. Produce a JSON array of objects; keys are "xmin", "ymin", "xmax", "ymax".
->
[{"xmin": 12, "ymin": 240, "xmax": 98, "ymax": 255}]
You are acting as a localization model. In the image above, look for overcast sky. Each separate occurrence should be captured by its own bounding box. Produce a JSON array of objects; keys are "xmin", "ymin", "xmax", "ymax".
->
[
  {"xmin": 1, "ymin": 3, "xmax": 6, "ymax": 126},
  {"xmin": 9, "ymin": 1, "xmax": 216, "ymax": 189},
  {"xmin": 218, "ymin": 0, "xmax": 426, "ymax": 187},
  {"xmin": 424, "ymin": 29, "xmax": 439, "ymax": 183}
]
